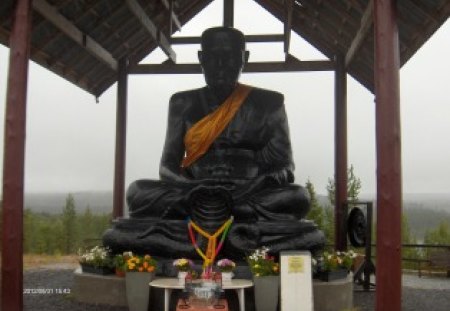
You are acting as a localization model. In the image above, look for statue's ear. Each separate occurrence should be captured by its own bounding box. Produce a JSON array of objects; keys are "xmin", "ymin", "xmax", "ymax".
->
[{"xmin": 198, "ymin": 51, "xmax": 203, "ymax": 64}]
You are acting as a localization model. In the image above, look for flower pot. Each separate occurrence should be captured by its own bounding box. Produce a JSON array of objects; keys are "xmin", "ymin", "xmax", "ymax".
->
[
  {"xmin": 80, "ymin": 264, "xmax": 114, "ymax": 275},
  {"xmin": 317, "ymin": 269, "xmax": 349, "ymax": 282},
  {"xmin": 115, "ymin": 268, "xmax": 125, "ymax": 277},
  {"xmin": 253, "ymin": 275, "xmax": 280, "ymax": 311},
  {"xmin": 178, "ymin": 271, "xmax": 188, "ymax": 285},
  {"xmin": 221, "ymin": 272, "xmax": 234, "ymax": 283},
  {"xmin": 125, "ymin": 271, "xmax": 155, "ymax": 311}
]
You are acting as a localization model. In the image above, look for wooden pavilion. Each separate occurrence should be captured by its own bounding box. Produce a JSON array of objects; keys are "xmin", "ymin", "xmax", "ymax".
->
[{"xmin": 1, "ymin": 0, "xmax": 449, "ymax": 310}]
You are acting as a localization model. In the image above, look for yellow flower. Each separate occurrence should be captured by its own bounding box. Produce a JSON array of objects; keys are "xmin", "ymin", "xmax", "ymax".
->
[{"xmin": 144, "ymin": 255, "xmax": 151, "ymax": 260}]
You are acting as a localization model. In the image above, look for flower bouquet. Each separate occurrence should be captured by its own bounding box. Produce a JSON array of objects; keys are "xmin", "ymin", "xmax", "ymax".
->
[
  {"xmin": 216, "ymin": 258, "xmax": 236, "ymax": 273},
  {"xmin": 247, "ymin": 246, "xmax": 279, "ymax": 277},
  {"xmin": 113, "ymin": 251, "xmax": 133, "ymax": 277},
  {"xmin": 314, "ymin": 250, "xmax": 357, "ymax": 281},
  {"xmin": 125, "ymin": 254, "xmax": 157, "ymax": 273},
  {"xmin": 216, "ymin": 258, "xmax": 236, "ymax": 282},
  {"xmin": 173, "ymin": 258, "xmax": 195, "ymax": 284},
  {"xmin": 78, "ymin": 245, "xmax": 114, "ymax": 275},
  {"xmin": 173, "ymin": 258, "xmax": 194, "ymax": 272}
]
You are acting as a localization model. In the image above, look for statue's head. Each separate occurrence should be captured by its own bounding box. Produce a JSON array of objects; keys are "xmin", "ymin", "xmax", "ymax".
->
[{"xmin": 199, "ymin": 27, "xmax": 249, "ymax": 94}]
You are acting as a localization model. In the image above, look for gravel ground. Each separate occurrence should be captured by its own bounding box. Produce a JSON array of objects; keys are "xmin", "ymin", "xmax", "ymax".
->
[
  {"xmin": 24, "ymin": 269, "xmax": 127, "ymax": 311},
  {"xmin": 24, "ymin": 269, "xmax": 450, "ymax": 311}
]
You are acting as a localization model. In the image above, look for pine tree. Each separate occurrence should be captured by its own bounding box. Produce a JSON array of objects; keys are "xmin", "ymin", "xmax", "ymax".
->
[
  {"xmin": 424, "ymin": 220, "xmax": 450, "ymax": 245},
  {"xmin": 305, "ymin": 179, "xmax": 324, "ymax": 229},
  {"xmin": 326, "ymin": 164, "xmax": 362, "ymax": 205},
  {"xmin": 62, "ymin": 194, "xmax": 77, "ymax": 254},
  {"xmin": 401, "ymin": 213, "xmax": 420, "ymax": 268}
]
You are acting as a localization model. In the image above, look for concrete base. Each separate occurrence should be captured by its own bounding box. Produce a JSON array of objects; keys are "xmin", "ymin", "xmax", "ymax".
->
[
  {"xmin": 73, "ymin": 268, "xmax": 127, "ymax": 307},
  {"xmin": 313, "ymin": 273, "xmax": 353, "ymax": 311}
]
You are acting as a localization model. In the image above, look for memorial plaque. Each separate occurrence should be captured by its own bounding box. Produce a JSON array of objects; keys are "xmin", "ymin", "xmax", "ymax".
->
[{"xmin": 280, "ymin": 251, "xmax": 313, "ymax": 311}]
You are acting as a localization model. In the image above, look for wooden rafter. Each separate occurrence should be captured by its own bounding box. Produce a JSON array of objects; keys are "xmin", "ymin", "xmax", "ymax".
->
[
  {"xmin": 284, "ymin": 0, "xmax": 294, "ymax": 55},
  {"xmin": 32, "ymin": 0, "xmax": 118, "ymax": 71},
  {"xmin": 400, "ymin": 0, "xmax": 450, "ymax": 65},
  {"xmin": 129, "ymin": 59, "xmax": 334, "ymax": 74},
  {"xmin": 125, "ymin": 0, "xmax": 176, "ymax": 62},
  {"xmin": 345, "ymin": 0, "xmax": 373, "ymax": 68},
  {"xmin": 161, "ymin": 0, "xmax": 182, "ymax": 31},
  {"xmin": 34, "ymin": 0, "xmax": 115, "ymax": 52},
  {"xmin": 170, "ymin": 34, "xmax": 285, "ymax": 44}
]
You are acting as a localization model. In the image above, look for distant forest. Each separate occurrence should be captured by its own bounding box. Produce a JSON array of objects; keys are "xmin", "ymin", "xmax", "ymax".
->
[{"xmin": 0, "ymin": 189, "xmax": 448, "ymax": 259}]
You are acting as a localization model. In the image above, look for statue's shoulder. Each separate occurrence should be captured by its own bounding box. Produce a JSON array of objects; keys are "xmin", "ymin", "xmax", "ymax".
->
[
  {"xmin": 170, "ymin": 87, "xmax": 203, "ymax": 103},
  {"xmin": 248, "ymin": 86, "xmax": 285, "ymax": 109},
  {"xmin": 168, "ymin": 87, "xmax": 204, "ymax": 110}
]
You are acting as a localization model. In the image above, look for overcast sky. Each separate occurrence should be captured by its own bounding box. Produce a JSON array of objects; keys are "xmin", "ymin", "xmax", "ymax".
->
[{"xmin": 0, "ymin": 0, "xmax": 449, "ymax": 196}]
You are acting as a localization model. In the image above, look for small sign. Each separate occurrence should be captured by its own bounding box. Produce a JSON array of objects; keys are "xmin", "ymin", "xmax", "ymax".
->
[
  {"xmin": 288, "ymin": 256, "xmax": 304, "ymax": 273},
  {"xmin": 280, "ymin": 251, "xmax": 313, "ymax": 311}
]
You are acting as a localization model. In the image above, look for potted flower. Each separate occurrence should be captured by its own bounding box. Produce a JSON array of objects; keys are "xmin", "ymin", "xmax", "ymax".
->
[
  {"xmin": 125, "ymin": 254, "xmax": 157, "ymax": 311},
  {"xmin": 216, "ymin": 258, "xmax": 236, "ymax": 282},
  {"xmin": 78, "ymin": 245, "xmax": 114, "ymax": 275},
  {"xmin": 173, "ymin": 258, "xmax": 194, "ymax": 284},
  {"xmin": 247, "ymin": 247, "xmax": 280, "ymax": 311},
  {"xmin": 113, "ymin": 251, "xmax": 133, "ymax": 277},
  {"xmin": 314, "ymin": 250, "xmax": 357, "ymax": 281}
]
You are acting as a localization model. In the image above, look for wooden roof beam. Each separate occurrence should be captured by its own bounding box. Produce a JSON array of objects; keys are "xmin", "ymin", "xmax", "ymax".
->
[
  {"xmin": 32, "ymin": 0, "xmax": 118, "ymax": 71},
  {"xmin": 125, "ymin": 0, "xmax": 176, "ymax": 62},
  {"xmin": 170, "ymin": 34, "xmax": 285, "ymax": 45},
  {"xmin": 284, "ymin": 0, "xmax": 294, "ymax": 56},
  {"xmin": 224, "ymin": 0, "xmax": 234, "ymax": 27},
  {"xmin": 129, "ymin": 60, "xmax": 334, "ymax": 74},
  {"xmin": 345, "ymin": 0, "xmax": 373, "ymax": 68},
  {"xmin": 161, "ymin": 0, "xmax": 182, "ymax": 31},
  {"xmin": 35, "ymin": 0, "xmax": 111, "ymax": 52}
]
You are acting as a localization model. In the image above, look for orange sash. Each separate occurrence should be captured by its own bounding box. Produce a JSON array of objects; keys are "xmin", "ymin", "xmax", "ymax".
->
[{"xmin": 181, "ymin": 84, "xmax": 252, "ymax": 168}]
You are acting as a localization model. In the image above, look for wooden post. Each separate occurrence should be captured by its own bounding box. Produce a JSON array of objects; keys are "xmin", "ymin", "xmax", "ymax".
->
[
  {"xmin": 334, "ymin": 54, "xmax": 348, "ymax": 251},
  {"xmin": 374, "ymin": 0, "xmax": 402, "ymax": 310},
  {"xmin": 223, "ymin": 0, "xmax": 234, "ymax": 27},
  {"xmin": 1, "ymin": 0, "xmax": 32, "ymax": 310},
  {"xmin": 112, "ymin": 58, "xmax": 128, "ymax": 219}
]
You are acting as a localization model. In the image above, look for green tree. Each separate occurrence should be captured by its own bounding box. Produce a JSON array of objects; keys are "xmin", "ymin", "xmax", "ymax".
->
[
  {"xmin": 401, "ymin": 213, "xmax": 420, "ymax": 268},
  {"xmin": 323, "ymin": 206, "xmax": 335, "ymax": 245},
  {"xmin": 306, "ymin": 178, "xmax": 324, "ymax": 229},
  {"xmin": 78, "ymin": 205, "xmax": 94, "ymax": 244},
  {"xmin": 24, "ymin": 208, "xmax": 37, "ymax": 253},
  {"xmin": 326, "ymin": 164, "xmax": 362, "ymax": 205},
  {"xmin": 62, "ymin": 194, "xmax": 77, "ymax": 254},
  {"xmin": 424, "ymin": 220, "xmax": 450, "ymax": 245}
]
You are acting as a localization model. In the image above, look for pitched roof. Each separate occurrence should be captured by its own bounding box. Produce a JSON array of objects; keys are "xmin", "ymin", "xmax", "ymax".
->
[{"xmin": 1, "ymin": 0, "xmax": 448, "ymax": 96}]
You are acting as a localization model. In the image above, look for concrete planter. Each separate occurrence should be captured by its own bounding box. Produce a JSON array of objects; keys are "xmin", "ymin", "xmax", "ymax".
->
[
  {"xmin": 317, "ymin": 268, "xmax": 349, "ymax": 282},
  {"xmin": 253, "ymin": 275, "xmax": 280, "ymax": 311},
  {"xmin": 125, "ymin": 272, "xmax": 155, "ymax": 311},
  {"xmin": 80, "ymin": 264, "xmax": 114, "ymax": 275}
]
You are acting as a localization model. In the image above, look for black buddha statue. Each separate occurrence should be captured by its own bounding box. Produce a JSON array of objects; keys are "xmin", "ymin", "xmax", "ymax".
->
[{"xmin": 103, "ymin": 27, "xmax": 325, "ymax": 262}]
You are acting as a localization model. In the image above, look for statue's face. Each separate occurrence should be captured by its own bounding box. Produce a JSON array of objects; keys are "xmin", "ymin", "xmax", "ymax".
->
[{"xmin": 199, "ymin": 32, "xmax": 248, "ymax": 92}]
